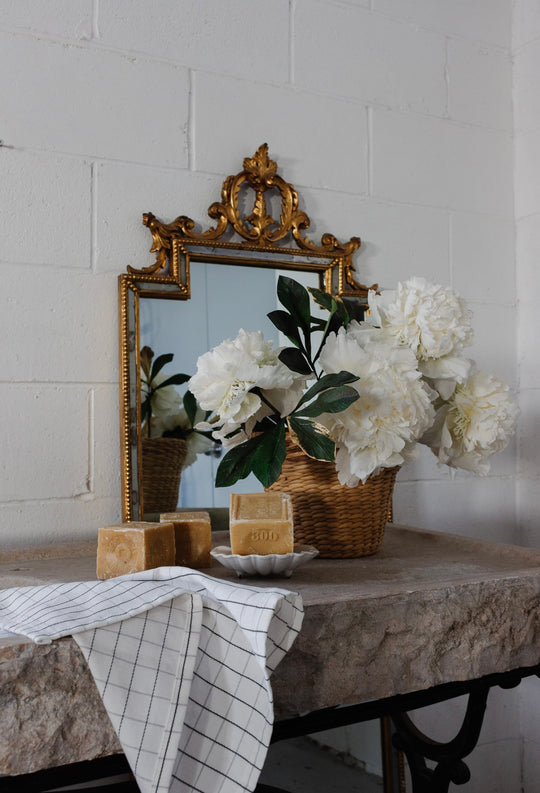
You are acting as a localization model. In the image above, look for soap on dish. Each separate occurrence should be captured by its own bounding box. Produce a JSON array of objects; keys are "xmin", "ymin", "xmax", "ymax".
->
[
  {"xmin": 96, "ymin": 521, "xmax": 175, "ymax": 580},
  {"xmin": 160, "ymin": 511, "xmax": 212, "ymax": 568},
  {"xmin": 230, "ymin": 492, "xmax": 293, "ymax": 555}
]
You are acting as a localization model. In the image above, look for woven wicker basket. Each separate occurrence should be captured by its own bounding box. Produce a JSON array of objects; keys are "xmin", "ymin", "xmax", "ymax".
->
[
  {"xmin": 267, "ymin": 441, "xmax": 399, "ymax": 558},
  {"xmin": 141, "ymin": 437, "xmax": 187, "ymax": 514}
]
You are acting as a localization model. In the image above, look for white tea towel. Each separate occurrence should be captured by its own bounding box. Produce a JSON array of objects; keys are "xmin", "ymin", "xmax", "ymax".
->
[{"xmin": 0, "ymin": 567, "xmax": 303, "ymax": 793}]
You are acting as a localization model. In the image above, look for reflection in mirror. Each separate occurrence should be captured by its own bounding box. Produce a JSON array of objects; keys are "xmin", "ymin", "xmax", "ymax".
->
[
  {"xmin": 119, "ymin": 144, "xmax": 370, "ymax": 522},
  {"xmin": 140, "ymin": 266, "xmax": 321, "ymax": 513}
]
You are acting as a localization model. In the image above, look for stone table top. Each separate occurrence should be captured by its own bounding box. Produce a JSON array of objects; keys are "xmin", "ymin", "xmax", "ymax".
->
[{"xmin": 1, "ymin": 524, "xmax": 540, "ymax": 774}]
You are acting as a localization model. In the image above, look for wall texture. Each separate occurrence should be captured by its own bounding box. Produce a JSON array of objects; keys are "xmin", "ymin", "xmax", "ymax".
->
[
  {"xmin": 514, "ymin": 0, "xmax": 540, "ymax": 788},
  {"xmin": 0, "ymin": 0, "xmax": 531, "ymax": 790}
]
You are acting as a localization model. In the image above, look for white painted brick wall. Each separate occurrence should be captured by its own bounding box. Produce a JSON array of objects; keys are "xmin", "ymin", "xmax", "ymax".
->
[
  {"xmin": 0, "ymin": 0, "xmax": 531, "ymax": 788},
  {"xmin": 515, "ymin": 0, "xmax": 540, "ymax": 786}
]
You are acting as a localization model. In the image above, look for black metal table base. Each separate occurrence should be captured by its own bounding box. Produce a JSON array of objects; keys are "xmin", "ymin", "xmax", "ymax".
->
[{"xmin": 2, "ymin": 663, "xmax": 539, "ymax": 793}]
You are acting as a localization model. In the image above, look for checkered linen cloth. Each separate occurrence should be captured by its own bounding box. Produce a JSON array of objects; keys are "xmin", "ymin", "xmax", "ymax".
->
[{"xmin": 0, "ymin": 567, "xmax": 304, "ymax": 793}]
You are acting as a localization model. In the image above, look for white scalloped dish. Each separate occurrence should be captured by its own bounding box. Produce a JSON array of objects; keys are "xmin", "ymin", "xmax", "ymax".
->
[{"xmin": 210, "ymin": 545, "xmax": 318, "ymax": 578}]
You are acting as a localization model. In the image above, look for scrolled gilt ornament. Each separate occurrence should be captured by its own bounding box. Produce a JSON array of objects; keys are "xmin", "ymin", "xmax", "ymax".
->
[{"xmin": 134, "ymin": 145, "xmax": 369, "ymax": 292}]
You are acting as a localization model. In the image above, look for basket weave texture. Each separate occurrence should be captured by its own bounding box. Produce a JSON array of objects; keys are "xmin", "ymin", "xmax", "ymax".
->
[
  {"xmin": 268, "ymin": 441, "xmax": 399, "ymax": 558},
  {"xmin": 141, "ymin": 437, "xmax": 187, "ymax": 514}
]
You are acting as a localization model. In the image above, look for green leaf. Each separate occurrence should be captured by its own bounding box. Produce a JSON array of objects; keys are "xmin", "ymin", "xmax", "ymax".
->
[
  {"xmin": 278, "ymin": 347, "xmax": 313, "ymax": 375},
  {"xmin": 294, "ymin": 385, "xmax": 359, "ymax": 417},
  {"xmin": 308, "ymin": 287, "xmax": 336, "ymax": 314},
  {"xmin": 141, "ymin": 399, "xmax": 150, "ymax": 424},
  {"xmin": 267, "ymin": 309, "xmax": 303, "ymax": 349},
  {"xmin": 335, "ymin": 298, "xmax": 350, "ymax": 324},
  {"xmin": 341, "ymin": 297, "xmax": 368, "ymax": 323},
  {"xmin": 288, "ymin": 417, "xmax": 335, "ymax": 461},
  {"xmin": 294, "ymin": 371, "xmax": 358, "ymax": 411},
  {"xmin": 150, "ymin": 353, "xmax": 174, "ymax": 381},
  {"xmin": 215, "ymin": 433, "xmax": 266, "ymax": 487},
  {"xmin": 277, "ymin": 276, "xmax": 311, "ymax": 335},
  {"xmin": 183, "ymin": 390, "xmax": 197, "ymax": 427},
  {"xmin": 251, "ymin": 423, "xmax": 287, "ymax": 487},
  {"xmin": 154, "ymin": 373, "xmax": 190, "ymax": 389}
]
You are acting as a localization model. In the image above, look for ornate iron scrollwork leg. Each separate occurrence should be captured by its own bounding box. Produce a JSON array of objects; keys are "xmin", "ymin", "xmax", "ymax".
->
[{"xmin": 390, "ymin": 686, "xmax": 489, "ymax": 793}]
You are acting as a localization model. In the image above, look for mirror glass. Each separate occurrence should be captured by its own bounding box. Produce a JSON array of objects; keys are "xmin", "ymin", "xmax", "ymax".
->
[{"xmin": 140, "ymin": 265, "xmax": 321, "ymax": 514}]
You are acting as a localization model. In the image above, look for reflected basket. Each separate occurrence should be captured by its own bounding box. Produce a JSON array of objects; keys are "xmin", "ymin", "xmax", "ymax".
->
[
  {"xmin": 141, "ymin": 437, "xmax": 187, "ymax": 514},
  {"xmin": 267, "ymin": 441, "xmax": 399, "ymax": 558}
]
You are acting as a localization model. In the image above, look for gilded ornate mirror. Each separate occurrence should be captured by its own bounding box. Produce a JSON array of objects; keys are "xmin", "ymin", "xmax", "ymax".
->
[{"xmin": 119, "ymin": 144, "xmax": 372, "ymax": 521}]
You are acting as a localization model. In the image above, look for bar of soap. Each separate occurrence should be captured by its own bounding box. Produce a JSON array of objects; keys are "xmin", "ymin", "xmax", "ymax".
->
[
  {"xmin": 230, "ymin": 492, "xmax": 294, "ymax": 555},
  {"xmin": 160, "ymin": 511, "xmax": 212, "ymax": 569},
  {"xmin": 96, "ymin": 521, "xmax": 175, "ymax": 580}
]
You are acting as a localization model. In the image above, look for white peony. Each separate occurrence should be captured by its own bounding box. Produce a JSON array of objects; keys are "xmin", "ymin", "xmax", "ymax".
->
[
  {"xmin": 421, "ymin": 368, "xmax": 518, "ymax": 474},
  {"xmin": 189, "ymin": 328, "xmax": 305, "ymax": 427},
  {"xmin": 368, "ymin": 277, "xmax": 473, "ymax": 362},
  {"xmin": 319, "ymin": 323, "xmax": 436, "ymax": 486}
]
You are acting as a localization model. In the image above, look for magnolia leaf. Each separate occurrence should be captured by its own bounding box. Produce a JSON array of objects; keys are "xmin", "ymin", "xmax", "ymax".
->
[
  {"xmin": 335, "ymin": 298, "xmax": 349, "ymax": 324},
  {"xmin": 140, "ymin": 346, "xmax": 154, "ymax": 379},
  {"xmin": 294, "ymin": 371, "xmax": 358, "ymax": 410},
  {"xmin": 267, "ymin": 309, "xmax": 303, "ymax": 349},
  {"xmin": 141, "ymin": 399, "xmax": 150, "ymax": 423},
  {"xmin": 183, "ymin": 389, "xmax": 197, "ymax": 427},
  {"xmin": 308, "ymin": 287, "xmax": 337, "ymax": 314},
  {"xmin": 154, "ymin": 373, "xmax": 190, "ymax": 389},
  {"xmin": 328, "ymin": 311, "xmax": 345, "ymax": 333},
  {"xmin": 288, "ymin": 417, "xmax": 335, "ymax": 461},
  {"xmin": 251, "ymin": 423, "xmax": 287, "ymax": 487},
  {"xmin": 278, "ymin": 347, "xmax": 313, "ymax": 375},
  {"xmin": 294, "ymin": 385, "xmax": 359, "ymax": 417},
  {"xmin": 342, "ymin": 297, "xmax": 368, "ymax": 323},
  {"xmin": 215, "ymin": 433, "xmax": 266, "ymax": 487},
  {"xmin": 150, "ymin": 353, "xmax": 174, "ymax": 381},
  {"xmin": 277, "ymin": 276, "xmax": 311, "ymax": 334}
]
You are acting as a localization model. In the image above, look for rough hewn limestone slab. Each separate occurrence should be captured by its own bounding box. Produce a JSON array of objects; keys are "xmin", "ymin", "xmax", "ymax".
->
[
  {"xmin": 0, "ymin": 637, "xmax": 119, "ymax": 774},
  {"xmin": 1, "ymin": 525, "xmax": 540, "ymax": 772}
]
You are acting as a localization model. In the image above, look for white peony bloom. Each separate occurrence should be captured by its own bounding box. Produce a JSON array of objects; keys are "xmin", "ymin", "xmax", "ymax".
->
[
  {"xmin": 419, "ymin": 354, "xmax": 473, "ymax": 400},
  {"xmin": 319, "ymin": 323, "xmax": 435, "ymax": 485},
  {"xmin": 421, "ymin": 369, "xmax": 519, "ymax": 474},
  {"xmin": 368, "ymin": 277, "xmax": 473, "ymax": 362},
  {"xmin": 189, "ymin": 329, "xmax": 304, "ymax": 426}
]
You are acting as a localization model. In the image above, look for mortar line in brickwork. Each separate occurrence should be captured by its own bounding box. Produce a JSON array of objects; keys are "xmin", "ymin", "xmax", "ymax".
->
[
  {"xmin": 366, "ymin": 104, "xmax": 373, "ymax": 197},
  {"xmin": 188, "ymin": 69, "xmax": 194, "ymax": 171},
  {"xmin": 288, "ymin": 0, "xmax": 296, "ymax": 85},
  {"xmin": 87, "ymin": 387, "xmax": 95, "ymax": 494},
  {"xmin": 90, "ymin": 161, "xmax": 98, "ymax": 272},
  {"xmin": 92, "ymin": 0, "xmax": 100, "ymax": 39}
]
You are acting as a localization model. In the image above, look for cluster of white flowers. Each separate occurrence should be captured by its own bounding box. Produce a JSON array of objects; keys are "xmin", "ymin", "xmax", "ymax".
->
[
  {"xmin": 188, "ymin": 277, "xmax": 518, "ymax": 485},
  {"xmin": 318, "ymin": 323, "xmax": 435, "ymax": 485},
  {"xmin": 189, "ymin": 329, "xmax": 306, "ymax": 450}
]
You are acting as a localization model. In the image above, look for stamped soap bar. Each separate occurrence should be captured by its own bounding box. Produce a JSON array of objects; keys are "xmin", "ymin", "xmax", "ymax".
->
[
  {"xmin": 160, "ymin": 511, "xmax": 212, "ymax": 569},
  {"xmin": 96, "ymin": 521, "xmax": 175, "ymax": 580},
  {"xmin": 230, "ymin": 492, "xmax": 294, "ymax": 555}
]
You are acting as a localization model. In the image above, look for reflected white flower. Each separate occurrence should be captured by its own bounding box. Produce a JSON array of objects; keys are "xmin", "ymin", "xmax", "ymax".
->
[
  {"xmin": 189, "ymin": 328, "xmax": 304, "ymax": 426},
  {"xmin": 368, "ymin": 277, "xmax": 473, "ymax": 362},
  {"xmin": 141, "ymin": 371, "xmax": 183, "ymax": 421},
  {"xmin": 421, "ymin": 369, "xmax": 519, "ymax": 474},
  {"xmin": 154, "ymin": 406, "xmax": 213, "ymax": 468},
  {"xmin": 319, "ymin": 323, "xmax": 435, "ymax": 485}
]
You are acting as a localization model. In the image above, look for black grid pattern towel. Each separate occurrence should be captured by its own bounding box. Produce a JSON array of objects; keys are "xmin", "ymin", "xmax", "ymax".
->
[{"xmin": 0, "ymin": 567, "xmax": 304, "ymax": 793}]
